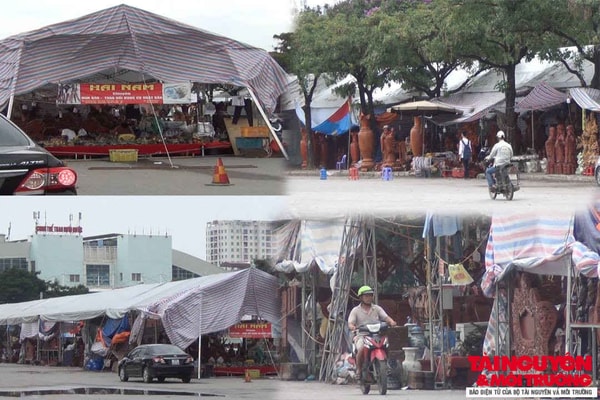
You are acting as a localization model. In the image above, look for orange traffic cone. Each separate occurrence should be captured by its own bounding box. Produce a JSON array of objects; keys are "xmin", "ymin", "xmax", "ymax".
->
[
  {"xmin": 244, "ymin": 369, "xmax": 252, "ymax": 383},
  {"xmin": 206, "ymin": 158, "xmax": 233, "ymax": 186}
]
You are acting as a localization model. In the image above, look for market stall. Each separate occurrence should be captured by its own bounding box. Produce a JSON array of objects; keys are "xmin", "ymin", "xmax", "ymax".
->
[{"xmin": 0, "ymin": 4, "xmax": 289, "ymax": 159}]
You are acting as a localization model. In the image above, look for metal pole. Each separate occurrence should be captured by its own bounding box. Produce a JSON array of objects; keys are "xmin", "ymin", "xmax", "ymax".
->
[
  {"xmin": 245, "ymin": 86, "xmax": 289, "ymax": 160},
  {"xmin": 198, "ymin": 294, "xmax": 202, "ymax": 380},
  {"xmin": 565, "ymin": 260, "xmax": 572, "ymax": 357}
]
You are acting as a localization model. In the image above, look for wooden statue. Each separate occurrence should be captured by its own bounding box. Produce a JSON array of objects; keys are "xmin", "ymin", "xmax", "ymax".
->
[
  {"xmin": 397, "ymin": 135, "xmax": 407, "ymax": 168},
  {"xmin": 350, "ymin": 128, "xmax": 360, "ymax": 166},
  {"xmin": 300, "ymin": 128, "xmax": 308, "ymax": 169},
  {"xmin": 565, "ymin": 124, "xmax": 576, "ymax": 175},
  {"xmin": 410, "ymin": 116, "xmax": 423, "ymax": 157},
  {"xmin": 311, "ymin": 131, "xmax": 320, "ymax": 169},
  {"xmin": 511, "ymin": 273, "xmax": 558, "ymax": 357},
  {"xmin": 319, "ymin": 133, "xmax": 328, "ymax": 168},
  {"xmin": 545, "ymin": 126, "xmax": 556, "ymax": 174},
  {"xmin": 358, "ymin": 113, "xmax": 375, "ymax": 171},
  {"xmin": 380, "ymin": 125, "xmax": 396, "ymax": 167},
  {"xmin": 554, "ymin": 124, "xmax": 566, "ymax": 174}
]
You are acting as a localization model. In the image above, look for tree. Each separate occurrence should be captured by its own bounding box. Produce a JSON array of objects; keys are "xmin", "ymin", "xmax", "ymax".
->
[
  {"xmin": 543, "ymin": 1, "xmax": 600, "ymax": 89},
  {"xmin": 448, "ymin": 0, "xmax": 568, "ymax": 140},
  {"xmin": 44, "ymin": 280, "xmax": 89, "ymax": 298},
  {"xmin": 287, "ymin": 8, "xmax": 333, "ymax": 168},
  {"xmin": 0, "ymin": 268, "xmax": 47, "ymax": 304}
]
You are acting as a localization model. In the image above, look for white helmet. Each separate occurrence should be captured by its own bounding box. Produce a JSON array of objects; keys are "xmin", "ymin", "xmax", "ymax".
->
[{"xmin": 496, "ymin": 130, "xmax": 505, "ymax": 139}]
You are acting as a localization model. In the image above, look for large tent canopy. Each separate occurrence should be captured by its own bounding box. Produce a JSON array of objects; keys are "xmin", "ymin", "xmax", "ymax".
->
[
  {"xmin": 0, "ymin": 268, "xmax": 280, "ymax": 348},
  {"xmin": 0, "ymin": 4, "xmax": 289, "ymax": 113}
]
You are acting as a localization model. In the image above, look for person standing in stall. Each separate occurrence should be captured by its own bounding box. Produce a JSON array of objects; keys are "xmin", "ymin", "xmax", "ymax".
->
[{"xmin": 458, "ymin": 131, "xmax": 473, "ymax": 179}]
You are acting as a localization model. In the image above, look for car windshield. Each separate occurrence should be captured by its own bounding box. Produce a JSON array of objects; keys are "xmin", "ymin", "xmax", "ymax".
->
[
  {"xmin": 0, "ymin": 116, "xmax": 31, "ymax": 146},
  {"xmin": 147, "ymin": 345, "xmax": 186, "ymax": 356}
]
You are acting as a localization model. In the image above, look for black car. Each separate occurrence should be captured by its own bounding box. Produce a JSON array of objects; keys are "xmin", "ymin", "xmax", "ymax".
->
[
  {"xmin": 0, "ymin": 114, "xmax": 77, "ymax": 194},
  {"xmin": 118, "ymin": 344, "xmax": 194, "ymax": 383}
]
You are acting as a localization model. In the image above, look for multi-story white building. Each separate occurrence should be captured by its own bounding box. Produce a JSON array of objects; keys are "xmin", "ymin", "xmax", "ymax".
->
[
  {"xmin": 206, "ymin": 220, "xmax": 277, "ymax": 269},
  {"xmin": 0, "ymin": 230, "xmax": 223, "ymax": 289}
]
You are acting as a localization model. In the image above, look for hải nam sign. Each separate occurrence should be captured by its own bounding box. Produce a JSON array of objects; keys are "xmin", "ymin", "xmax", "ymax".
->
[{"xmin": 57, "ymin": 82, "xmax": 192, "ymax": 105}]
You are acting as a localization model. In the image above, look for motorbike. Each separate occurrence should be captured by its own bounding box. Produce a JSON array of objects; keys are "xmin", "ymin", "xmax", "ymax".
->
[
  {"xmin": 354, "ymin": 322, "xmax": 389, "ymax": 395},
  {"xmin": 487, "ymin": 159, "xmax": 520, "ymax": 200}
]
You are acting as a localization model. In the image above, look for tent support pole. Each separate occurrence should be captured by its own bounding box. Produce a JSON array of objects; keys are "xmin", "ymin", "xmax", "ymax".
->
[
  {"xmin": 6, "ymin": 94, "xmax": 14, "ymax": 120},
  {"xmin": 245, "ymin": 86, "xmax": 289, "ymax": 160},
  {"xmin": 198, "ymin": 293, "xmax": 203, "ymax": 380},
  {"xmin": 530, "ymin": 112, "xmax": 534, "ymax": 152}
]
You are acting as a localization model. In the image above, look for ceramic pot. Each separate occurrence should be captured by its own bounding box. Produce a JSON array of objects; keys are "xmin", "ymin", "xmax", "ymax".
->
[{"xmin": 402, "ymin": 346, "xmax": 422, "ymax": 385}]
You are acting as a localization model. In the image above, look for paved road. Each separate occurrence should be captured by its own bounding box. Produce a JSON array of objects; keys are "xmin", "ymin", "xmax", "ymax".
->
[
  {"xmin": 0, "ymin": 363, "xmax": 472, "ymax": 399},
  {"xmin": 285, "ymin": 173, "xmax": 599, "ymax": 218},
  {"xmin": 64, "ymin": 155, "xmax": 286, "ymax": 195}
]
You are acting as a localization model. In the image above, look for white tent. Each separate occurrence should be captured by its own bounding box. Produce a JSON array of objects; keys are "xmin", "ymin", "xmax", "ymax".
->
[{"xmin": 0, "ymin": 268, "xmax": 280, "ymax": 349}]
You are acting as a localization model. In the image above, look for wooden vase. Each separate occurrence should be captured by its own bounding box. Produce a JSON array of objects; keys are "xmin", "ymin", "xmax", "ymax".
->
[
  {"xmin": 358, "ymin": 113, "xmax": 374, "ymax": 170},
  {"xmin": 300, "ymin": 129, "xmax": 308, "ymax": 169},
  {"xmin": 410, "ymin": 116, "xmax": 423, "ymax": 157}
]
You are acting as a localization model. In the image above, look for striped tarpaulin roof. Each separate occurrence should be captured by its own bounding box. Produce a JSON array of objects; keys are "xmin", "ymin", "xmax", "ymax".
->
[
  {"xmin": 481, "ymin": 213, "xmax": 599, "ymax": 298},
  {"xmin": 140, "ymin": 268, "xmax": 281, "ymax": 349},
  {"xmin": 569, "ymin": 87, "xmax": 600, "ymax": 112},
  {"xmin": 480, "ymin": 212, "xmax": 600, "ymax": 354},
  {"xmin": 0, "ymin": 4, "xmax": 289, "ymax": 112},
  {"xmin": 515, "ymin": 81, "xmax": 567, "ymax": 111}
]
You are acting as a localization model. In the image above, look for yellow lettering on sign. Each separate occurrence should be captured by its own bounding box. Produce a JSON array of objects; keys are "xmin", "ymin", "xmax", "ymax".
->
[
  {"xmin": 89, "ymin": 84, "xmax": 115, "ymax": 91},
  {"xmin": 121, "ymin": 84, "xmax": 155, "ymax": 91}
]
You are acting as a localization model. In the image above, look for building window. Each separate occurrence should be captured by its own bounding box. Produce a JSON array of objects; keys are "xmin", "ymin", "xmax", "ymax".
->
[
  {"xmin": 131, "ymin": 273, "xmax": 142, "ymax": 282},
  {"xmin": 120, "ymin": 273, "xmax": 123, "ymax": 282},
  {"xmin": 0, "ymin": 257, "xmax": 28, "ymax": 272},
  {"xmin": 69, "ymin": 274, "xmax": 80, "ymax": 283},
  {"xmin": 86, "ymin": 264, "xmax": 110, "ymax": 286}
]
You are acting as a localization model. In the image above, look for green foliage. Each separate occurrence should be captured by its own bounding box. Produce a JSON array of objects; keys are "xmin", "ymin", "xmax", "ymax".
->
[
  {"xmin": 0, "ymin": 268, "xmax": 47, "ymax": 304},
  {"xmin": 0, "ymin": 269, "xmax": 91, "ymax": 304},
  {"xmin": 44, "ymin": 280, "xmax": 89, "ymax": 298}
]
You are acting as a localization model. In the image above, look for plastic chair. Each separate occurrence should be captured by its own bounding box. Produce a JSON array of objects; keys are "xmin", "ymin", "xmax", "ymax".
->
[{"xmin": 336, "ymin": 154, "xmax": 347, "ymax": 170}]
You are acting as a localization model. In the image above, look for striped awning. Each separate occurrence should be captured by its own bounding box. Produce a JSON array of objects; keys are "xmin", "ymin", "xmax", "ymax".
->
[
  {"xmin": 569, "ymin": 87, "xmax": 600, "ymax": 112},
  {"xmin": 515, "ymin": 82, "xmax": 567, "ymax": 111},
  {"xmin": 0, "ymin": 4, "xmax": 289, "ymax": 113}
]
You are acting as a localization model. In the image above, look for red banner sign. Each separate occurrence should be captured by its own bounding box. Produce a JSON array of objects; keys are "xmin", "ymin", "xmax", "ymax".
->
[
  {"xmin": 57, "ymin": 83, "xmax": 192, "ymax": 105},
  {"xmin": 36, "ymin": 225, "xmax": 83, "ymax": 234},
  {"xmin": 79, "ymin": 83, "xmax": 163, "ymax": 104},
  {"xmin": 228, "ymin": 322, "xmax": 272, "ymax": 338}
]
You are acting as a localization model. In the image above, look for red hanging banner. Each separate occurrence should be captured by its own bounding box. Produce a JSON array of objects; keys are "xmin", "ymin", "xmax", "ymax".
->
[
  {"xmin": 79, "ymin": 83, "xmax": 164, "ymax": 104},
  {"xmin": 57, "ymin": 82, "xmax": 192, "ymax": 105},
  {"xmin": 228, "ymin": 322, "xmax": 272, "ymax": 338}
]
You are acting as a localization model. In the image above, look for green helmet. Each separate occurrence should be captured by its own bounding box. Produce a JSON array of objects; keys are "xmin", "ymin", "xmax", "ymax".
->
[{"xmin": 357, "ymin": 285, "xmax": 374, "ymax": 296}]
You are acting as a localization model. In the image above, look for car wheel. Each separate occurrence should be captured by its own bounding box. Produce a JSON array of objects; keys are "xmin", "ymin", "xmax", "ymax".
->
[
  {"xmin": 143, "ymin": 367, "xmax": 153, "ymax": 383},
  {"xmin": 157, "ymin": 377, "xmax": 166, "ymax": 383},
  {"xmin": 118, "ymin": 366, "xmax": 128, "ymax": 382},
  {"xmin": 181, "ymin": 375, "xmax": 191, "ymax": 383}
]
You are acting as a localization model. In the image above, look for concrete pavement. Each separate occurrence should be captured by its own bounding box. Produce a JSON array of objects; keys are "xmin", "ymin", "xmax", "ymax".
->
[{"xmin": 0, "ymin": 363, "xmax": 473, "ymax": 399}]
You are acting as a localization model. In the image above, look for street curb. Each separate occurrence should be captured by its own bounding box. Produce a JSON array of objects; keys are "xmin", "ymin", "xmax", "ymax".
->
[{"xmin": 286, "ymin": 169, "xmax": 596, "ymax": 183}]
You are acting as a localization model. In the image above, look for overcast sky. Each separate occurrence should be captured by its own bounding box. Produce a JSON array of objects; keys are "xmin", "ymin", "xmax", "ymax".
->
[
  {"xmin": 0, "ymin": 196, "xmax": 289, "ymax": 260},
  {"xmin": 0, "ymin": 0, "xmax": 341, "ymax": 51}
]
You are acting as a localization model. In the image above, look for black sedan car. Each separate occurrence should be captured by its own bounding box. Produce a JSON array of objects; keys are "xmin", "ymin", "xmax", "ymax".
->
[
  {"xmin": 118, "ymin": 344, "xmax": 194, "ymax": 383},
  {"xmin": 0, "ymin": 114, "xmax": 77, "ymax": 194}
]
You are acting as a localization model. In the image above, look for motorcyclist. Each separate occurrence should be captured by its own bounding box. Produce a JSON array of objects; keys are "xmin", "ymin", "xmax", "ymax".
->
[
  {"xmin": 347, "ymin": 285, "xmax": 397, "ymax": 380},
  {"xmin": 484, "ymin": 130, "xmax": 513, "ymax": 190}
]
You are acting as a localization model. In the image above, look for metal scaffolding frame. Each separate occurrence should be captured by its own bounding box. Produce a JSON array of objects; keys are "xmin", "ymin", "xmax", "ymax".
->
[{"xmin": 319, "ymin": 216, "xmax": 378, "ymax": 382}]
